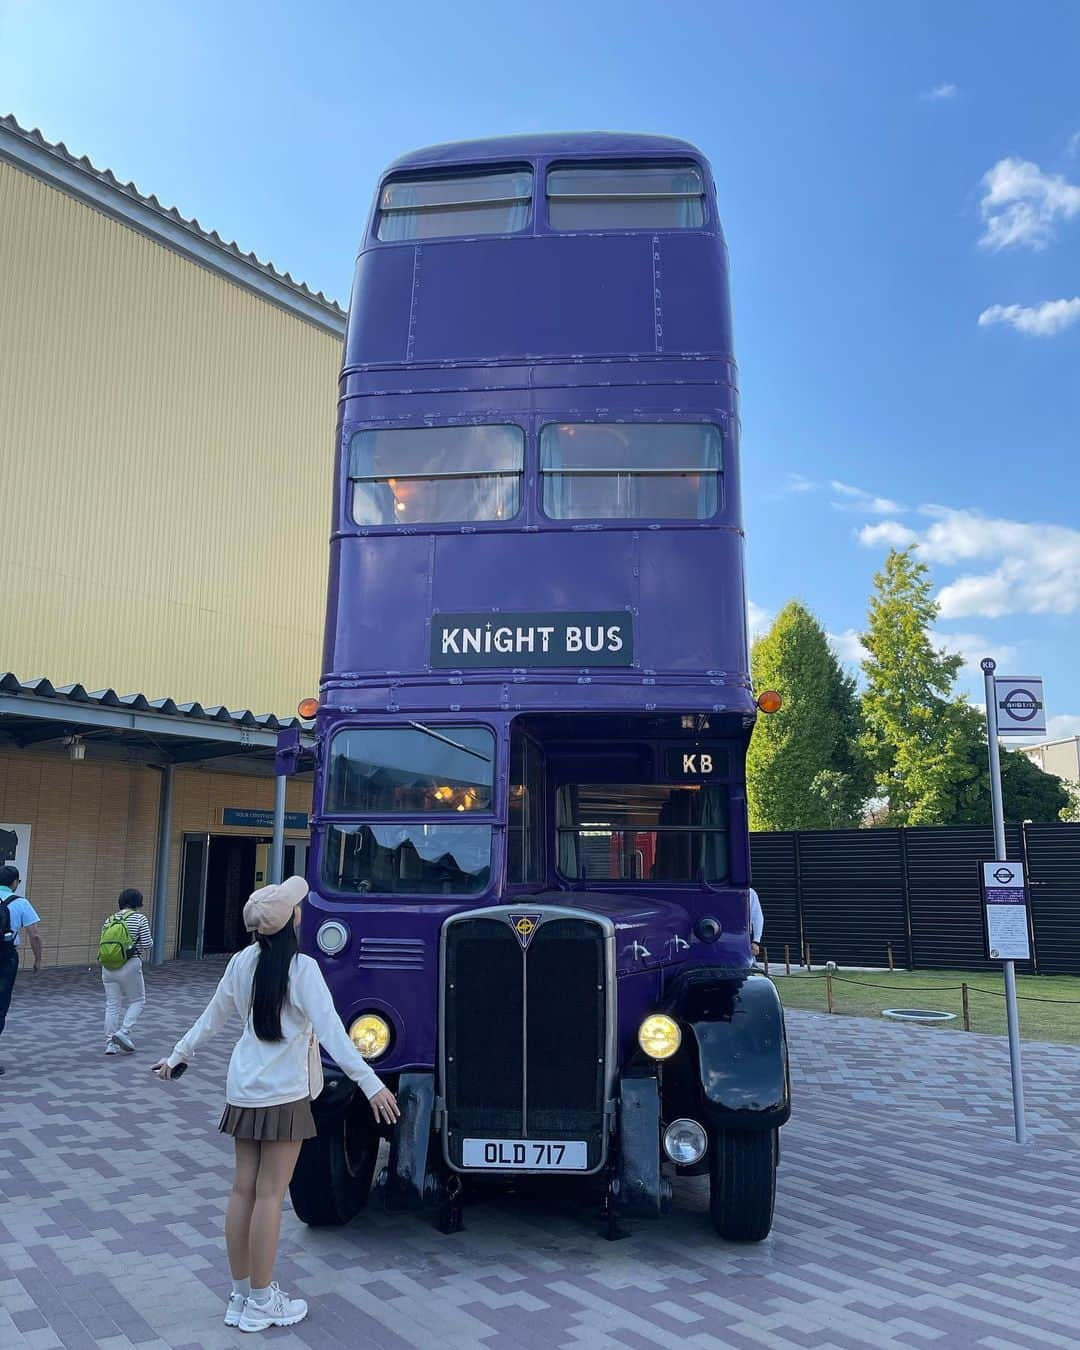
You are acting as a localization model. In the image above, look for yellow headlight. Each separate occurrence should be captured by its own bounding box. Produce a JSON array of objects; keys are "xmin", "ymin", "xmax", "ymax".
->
[
  {"xmin": 638, "ymin": 1013, "xmax": 682, "ymax": 1060},
  {"xmin": 349, "ymin": 1013, "xmax": 391, "ymax": 1060}
]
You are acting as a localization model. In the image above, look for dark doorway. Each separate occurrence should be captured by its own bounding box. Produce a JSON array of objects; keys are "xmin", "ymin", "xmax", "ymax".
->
[{"xmin": 203, "ymin": 836, "xmax": 260, "ymax": 955}]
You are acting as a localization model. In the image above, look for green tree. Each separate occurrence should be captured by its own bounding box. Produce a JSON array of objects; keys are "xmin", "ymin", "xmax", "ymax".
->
[
  {"xmin": 860, "ymin": 548, "xmax": 981, "ymax": 825},
  {"xmin": 747, "ymin": 600, "xmax": 871, "ymax": 830},
  {"xmin": 942, "ymin": 709, "xmax": 1072, "ymax": 824}
]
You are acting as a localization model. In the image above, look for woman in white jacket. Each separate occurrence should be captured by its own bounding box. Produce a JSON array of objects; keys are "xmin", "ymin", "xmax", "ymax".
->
[{"xmin": 153, "ymin": 876, "xmax": 399, "ymax": 1334}]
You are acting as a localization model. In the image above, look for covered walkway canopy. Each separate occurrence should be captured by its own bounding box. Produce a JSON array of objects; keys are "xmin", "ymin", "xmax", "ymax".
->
[{"xmin": 0, "ymin": 673, "xmax": 314, "ymax": 963}]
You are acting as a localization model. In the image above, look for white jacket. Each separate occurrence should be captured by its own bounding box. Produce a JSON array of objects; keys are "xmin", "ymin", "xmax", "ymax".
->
[{"xmin": 167, "ymin": 945, "xmax": 385, "ymax": 1108}]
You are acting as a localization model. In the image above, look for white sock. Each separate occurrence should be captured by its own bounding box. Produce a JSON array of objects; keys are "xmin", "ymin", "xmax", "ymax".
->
[
  {"xmin": 232, "ymin": 1277, "xmax": 250, "ymax": 1298},
  {"xmin": 250, "ymin": 1286, "xmax": 272, "ymax": 1304}
]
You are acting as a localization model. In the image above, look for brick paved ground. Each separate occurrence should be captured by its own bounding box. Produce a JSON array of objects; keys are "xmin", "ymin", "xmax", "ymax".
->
[{"xmin": 1, "ymin": 960, "xmax": 1079, "ymax": 1350}]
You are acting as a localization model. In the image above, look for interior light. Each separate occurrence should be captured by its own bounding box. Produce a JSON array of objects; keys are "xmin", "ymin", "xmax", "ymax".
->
[
  {"xmin": 757, "ymin": 690, "xmax": 783, "ymax": 715},
  {"xmin": 395, "ymin": 501, "xmax": 406, "ymax": 512},
  {"xmin": 297, "ymin": 697, "xmax": 319, "ymax": 719}
]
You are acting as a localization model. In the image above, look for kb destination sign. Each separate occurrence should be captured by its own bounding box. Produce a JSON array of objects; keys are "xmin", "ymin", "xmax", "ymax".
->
[{"xmin": 431, "ymin": 611, "xmax": 633, "ymax": 668}]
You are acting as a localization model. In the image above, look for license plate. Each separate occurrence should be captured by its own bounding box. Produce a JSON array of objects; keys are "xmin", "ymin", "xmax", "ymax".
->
[{"xmin": 461, "ymin": 1138, "xmax": 588, "ymax": 1171}]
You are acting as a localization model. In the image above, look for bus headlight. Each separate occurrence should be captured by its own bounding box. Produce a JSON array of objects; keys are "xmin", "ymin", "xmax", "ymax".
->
[
  {"xmin": 316, "ymin": 920, "xmax": 349, "ymax": 956},
  {"xmin": 638, "ymin": 1013, "xmax": 681, "ymax": 1060},
  {"xmin": 349, "ymin": 1013, "xmax": 392, "ymax": 1060},
  {"xmin": 663, "ymin": 1118, "xmax": 708, "ymax": 1165}
]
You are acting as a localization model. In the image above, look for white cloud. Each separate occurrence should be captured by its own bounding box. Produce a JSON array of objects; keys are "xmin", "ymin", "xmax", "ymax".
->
[
  {"xmin": 978, "ymin": 157, "xmax": 1080, "ymax": 251},
  {"xmin": 747, "ymin": 601, "xmax": 772, "ymax": 638},
  {"xmin": 932, "ymin": 629, "xmax": 1017, "ymax": 673},
  {"xmin": 830, "ymin": 481, "xmax": 904, "ymax": 514},
  {"xmin": 852, "ymin": 502, "xmax": 1080, "ymax": 620},
  {"xmin": 923, "ymin": 82, "xmax": 957, "ymax": 101},
  {"xmin": 784, "ymin": 472, "xmax": 816, "ymax": 493},
  {"xmin": 828, "ymin": 628, "xmax": 867, "ymax": 665},
  {"xmin": 978, "ymin": 298, "xmax": 1080, "ymax": 337},
  {"xmin": 858, "ymin": 520, "xmax": 920, "ymax": 550},
  {"xmin": 913, "ymin": 508, "xmax": 1080, "ymax": 618}
]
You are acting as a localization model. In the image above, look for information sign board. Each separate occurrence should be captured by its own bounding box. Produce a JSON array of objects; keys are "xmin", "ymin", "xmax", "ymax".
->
[{"xmin": 980, "ymin": 861, "xmax": 1031, "ymax": 961}]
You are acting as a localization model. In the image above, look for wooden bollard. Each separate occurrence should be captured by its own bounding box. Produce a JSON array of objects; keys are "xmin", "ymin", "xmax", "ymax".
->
[
  {"xmin": 887, "ymin": 943, "xmax": 894, "ymax": 972},
  {"xmin": 784, "ymin": 944, "xmax": 791, "ymax": 976},
  {"xmin": 762, "ymin": 946, "xmax": 769, "ymax": 976},
  {"xmin": 826, "ymin": 968, "xmax": 834, "ymax": 1014},
  {"xmin": 962, "ymin": 983, "xmax": 971, "ymax": 1032},
  {"xmin": 805, "ymin": 943, "xmax": 813, "ymax": 972}
]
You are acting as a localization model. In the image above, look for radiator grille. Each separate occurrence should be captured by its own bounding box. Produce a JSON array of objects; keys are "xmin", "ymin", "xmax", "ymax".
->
[
  {"xmin": 443, "ymin": 909, "xmax": 608, "ymax": 1170},
  {"xmin": 357, "ymin": 937, "xmax": 426, "ymax": 970}
]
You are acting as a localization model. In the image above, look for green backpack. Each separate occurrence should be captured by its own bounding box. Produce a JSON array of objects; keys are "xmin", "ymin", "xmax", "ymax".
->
[{"xmin": 98, "ymin": 910, "xmax": 135, "ymax": 970}]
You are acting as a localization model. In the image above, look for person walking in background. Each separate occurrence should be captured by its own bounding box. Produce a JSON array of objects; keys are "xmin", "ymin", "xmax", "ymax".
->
[
  {"xmin": 99, "ymin": 889, "xmax": 153, "ymax": 1054},
  {"xmin": 0, "ymin": 864, "xmax": 42, "ymax": 1078},
  {"xmin": 749, "ymin": 885, "xmax": 764, "ymax": 961},
  {"xmin": 152, "ymin": 876, "xmax": 399, "ymax": 1334}
]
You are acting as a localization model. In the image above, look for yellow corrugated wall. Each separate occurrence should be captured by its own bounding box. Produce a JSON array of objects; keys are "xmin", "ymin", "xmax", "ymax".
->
[{"xmin": 0, "ymin": 158, "xmax": 341, "ymax": 713}]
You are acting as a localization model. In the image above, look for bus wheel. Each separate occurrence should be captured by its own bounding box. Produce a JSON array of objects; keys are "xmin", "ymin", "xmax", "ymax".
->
[
  {"xmin": 707, "ymin": 1128, "xmax": 777, "ymax": 1242},
  {"xmin": 289, "ymin": 1102, "xmax": 379, "ymax": 1227}
]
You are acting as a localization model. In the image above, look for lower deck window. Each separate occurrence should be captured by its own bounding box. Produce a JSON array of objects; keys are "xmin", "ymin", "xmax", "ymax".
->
[
  {"xmin": 324, "ymin": 823, "xmax": 491, "ymax": 896},
  {"xmin": 557, "ymin": 784, "xmax": 729, "ymax": 883}
]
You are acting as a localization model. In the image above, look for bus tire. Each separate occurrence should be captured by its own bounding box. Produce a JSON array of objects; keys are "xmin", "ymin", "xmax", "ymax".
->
[
  {"xmin": 289, "ymin": 1108, "xmax": 378, "ymax": 1227},
  {"xmin": 708, "ymin": 1128, "xmax": 777, "ymax": 1242}
]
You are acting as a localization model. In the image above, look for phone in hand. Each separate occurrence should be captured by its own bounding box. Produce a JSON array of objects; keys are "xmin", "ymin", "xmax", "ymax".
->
[{"xmin": 151, "ymin": 1062, "xmax": 187, "ymax": 1078}]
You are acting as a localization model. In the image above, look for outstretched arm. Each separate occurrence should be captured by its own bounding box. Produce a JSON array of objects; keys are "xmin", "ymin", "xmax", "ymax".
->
[
  {"xmin": 293, "ymin": 959, "xmax": 398, "ymax": 1122},
  {"xmin": 163, "ymin": 954, "xmax": 241, "ymax": 1068}
]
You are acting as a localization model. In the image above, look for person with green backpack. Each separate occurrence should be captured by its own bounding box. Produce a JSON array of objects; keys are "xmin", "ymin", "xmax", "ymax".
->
[{"xmin": 99, "ymin": 889, "xmax": 153, "ymax": 1054}]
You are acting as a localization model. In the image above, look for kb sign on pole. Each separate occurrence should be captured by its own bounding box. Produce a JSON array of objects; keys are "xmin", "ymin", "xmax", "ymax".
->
[{"xmin": 979, "ymin": 657, "xmax": 1046, "ymax": 1146}]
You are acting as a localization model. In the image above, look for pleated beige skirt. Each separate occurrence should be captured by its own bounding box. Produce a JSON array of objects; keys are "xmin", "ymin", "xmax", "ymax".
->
[{"xmin": 218, "ymin": 1097, "xmax": 316, "ymax": 1142}]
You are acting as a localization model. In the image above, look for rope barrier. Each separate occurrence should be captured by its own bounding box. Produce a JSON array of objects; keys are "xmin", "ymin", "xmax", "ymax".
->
[{"xmin": 776, "ymin": 970, "xmax": 1080, "ymax": 1005}]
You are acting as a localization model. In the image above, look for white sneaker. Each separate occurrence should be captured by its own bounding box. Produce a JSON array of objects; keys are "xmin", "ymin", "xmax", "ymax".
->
[
  {"xmin": 111, "ymin": 1030, "xmax": 135, "ymax": 1053},
  {"xmin": 239, "ymin": 1285, "xmax": 308, "ymax": 1332},
  {"xmin": 224, "ymin": 1292, "xmax": 246, "ymax": 1327},
  {"xmin": 105, "ymin": 1042, "xmax": 119, "ymax": 1055}
]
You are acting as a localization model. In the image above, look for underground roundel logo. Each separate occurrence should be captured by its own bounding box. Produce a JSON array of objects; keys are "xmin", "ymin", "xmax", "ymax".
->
[
  {"xmin": 999, "ymin": 688, "xmax": 1042, "ymax": 723},
  {"xmin": 507, "ymin": 912, "xmax": 542, "ymax": 950}
]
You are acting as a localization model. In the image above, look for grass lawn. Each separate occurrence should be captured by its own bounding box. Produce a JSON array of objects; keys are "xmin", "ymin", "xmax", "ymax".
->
[{"xmin": 769, "ymin": 968, "xmax": 1080, "ymax": 1045}]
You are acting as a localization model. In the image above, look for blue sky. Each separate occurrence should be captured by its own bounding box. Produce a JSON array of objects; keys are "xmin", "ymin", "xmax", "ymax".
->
[{"xmin": 3, "ymin": 0, "xmax": 1078, "ymax": 734}]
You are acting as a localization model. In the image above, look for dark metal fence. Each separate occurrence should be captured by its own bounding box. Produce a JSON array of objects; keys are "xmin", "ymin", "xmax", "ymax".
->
[{"xmin": 749, "ymin": 822, "xmax": 1080, "ymax": 975}]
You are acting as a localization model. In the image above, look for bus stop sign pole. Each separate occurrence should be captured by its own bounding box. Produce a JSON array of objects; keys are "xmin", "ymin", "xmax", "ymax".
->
[{"xmin": 981, "ymin": 657, "xmax": 1027, "ymax": 1145}]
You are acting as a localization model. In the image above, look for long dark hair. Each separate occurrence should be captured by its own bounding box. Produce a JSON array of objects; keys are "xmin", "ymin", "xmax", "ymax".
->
[{"xmin": 251, "ymin": 922, "xmax": 298, "ymax": 1042}]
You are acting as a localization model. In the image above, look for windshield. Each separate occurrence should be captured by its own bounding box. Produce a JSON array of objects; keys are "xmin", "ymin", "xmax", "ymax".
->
[
  {"xmin": 557, "ymin": 784, "xmax": 729, "ymax": 883},
  {"xmin": 323, "ymin": 724, "xmax": 495, "ymax": 897},
  {"xmin": 326, "ymin": 726, "xmax": 494, "ymax": 814}
]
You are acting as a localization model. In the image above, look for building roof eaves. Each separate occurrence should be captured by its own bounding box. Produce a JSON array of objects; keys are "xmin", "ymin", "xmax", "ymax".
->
[
  {"xmin": 0, "ymin": 672, "xmax": 308, "ymax": 740},
  {"xmin": 0, "ymin": 113, "xmax": 347, "ymax": 339}
]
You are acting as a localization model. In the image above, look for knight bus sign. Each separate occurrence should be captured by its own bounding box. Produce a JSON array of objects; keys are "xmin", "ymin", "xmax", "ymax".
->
[{"xmin": 279, "ymin": 133, "xmax": 790, "ymax": 1244}]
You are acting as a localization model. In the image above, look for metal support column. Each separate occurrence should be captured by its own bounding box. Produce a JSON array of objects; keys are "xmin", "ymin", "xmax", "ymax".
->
[
  {"xmin": 150, "ymin": 763, "xmax": 175, "ymax": 967},
  {"xmin": 983, "ymin": 659, "xmax": 1027, "ymax": 1145},
  {"xmin": 269, "ymin": 773, "xmax": 287, "ymax": 885}
]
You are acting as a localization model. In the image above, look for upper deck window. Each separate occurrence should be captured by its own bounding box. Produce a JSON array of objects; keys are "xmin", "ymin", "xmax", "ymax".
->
[
  {"xmin": 377, "ymin": 169, "xmax": 532, "ymax": 241},
  {"xmin": 546, "ymin": 162, "xmax": 705, "ymax": 230},
  {"xmin": 540, "ymin": 423, "xmax": 721, "ymax": 521},
  {"xmin": 349, "ymin": 425, "xmax": 524, "ymax": 526}
]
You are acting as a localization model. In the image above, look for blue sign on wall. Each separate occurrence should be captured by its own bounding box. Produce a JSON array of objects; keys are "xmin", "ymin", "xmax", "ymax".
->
[{"xmin": 222, "ymin": 807, "xmax": 309, "ymax": 830}]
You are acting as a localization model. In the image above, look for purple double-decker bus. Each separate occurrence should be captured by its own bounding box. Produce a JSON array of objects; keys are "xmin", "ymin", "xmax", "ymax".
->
[{"xmin": 283, "ymin": 132, "xmax": 790, "ymax": 1241}]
